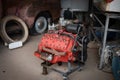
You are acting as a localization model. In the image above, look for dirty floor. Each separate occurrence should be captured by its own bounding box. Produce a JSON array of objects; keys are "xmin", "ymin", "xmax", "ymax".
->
[{"xmin": 0, "ymin": 35, "xmax": 114, "ymax": 80}]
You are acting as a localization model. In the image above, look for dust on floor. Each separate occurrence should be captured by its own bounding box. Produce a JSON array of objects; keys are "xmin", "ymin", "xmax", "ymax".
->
[{"xmin": 0, "ymin": 35, "xmax": 114, "ymax": 80}]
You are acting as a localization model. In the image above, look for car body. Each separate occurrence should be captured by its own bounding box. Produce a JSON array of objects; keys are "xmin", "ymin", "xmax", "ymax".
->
[
  {"xmin": 0, "ymin": 0, "xmax": 61, "ymax": 44},
  {"xmin": 2, "ymin": 0, "xmax": 61, "ymax": 29}
]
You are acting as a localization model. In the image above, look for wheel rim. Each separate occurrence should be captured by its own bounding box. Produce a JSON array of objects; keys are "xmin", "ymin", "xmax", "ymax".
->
[{"xmin": 35, "ymin": 17, "xmax": 47, "ymax": 33}]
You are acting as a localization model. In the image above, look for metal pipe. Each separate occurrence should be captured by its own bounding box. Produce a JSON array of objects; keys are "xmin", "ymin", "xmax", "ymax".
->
[{"xmin": 99, "ymin": 15, "xmax": 110, "ymax": 69}]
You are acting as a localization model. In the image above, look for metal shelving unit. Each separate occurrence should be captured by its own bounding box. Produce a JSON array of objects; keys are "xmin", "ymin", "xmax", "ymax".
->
[
  {"xmin": 98, "ymin": 13, "xmax": 120, "ymax": 69},
  {"xmin": 93, "ymin": 11, "xmax": 120, "ymax": 69}
]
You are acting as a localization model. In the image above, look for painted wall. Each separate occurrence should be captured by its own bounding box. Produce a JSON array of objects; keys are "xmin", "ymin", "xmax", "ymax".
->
[{"xmin": 94, "ymin": 0, "xmax": 120, "ymax": 12}]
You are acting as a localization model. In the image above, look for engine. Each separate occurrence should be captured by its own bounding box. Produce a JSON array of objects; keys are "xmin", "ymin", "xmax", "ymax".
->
[
  {"xmin": 35, "ymin": 32, "xmax": 76, "ymax": 63},
  {"xmin": 34, "ymin": 24, "xmax": 88, "ymax": 80},
  {"xmin": 34, "ymin": 30, "xmax": 88, "ymax": 63}
]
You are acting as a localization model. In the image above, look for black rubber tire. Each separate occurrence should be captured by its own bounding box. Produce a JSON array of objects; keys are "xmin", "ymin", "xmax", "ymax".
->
[
  {"xmin": 34, "ymin": 16, "xmax": 48, "ymax": 34},
  {"xmin": 0, "ymin": 16, "xmax": 29, "ymax": 44}
]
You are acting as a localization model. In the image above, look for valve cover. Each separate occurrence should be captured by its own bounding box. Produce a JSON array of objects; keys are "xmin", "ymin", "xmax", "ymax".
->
[{"xmin": 39, "ymin": 33, "xmax": 74, "ymax": 52}]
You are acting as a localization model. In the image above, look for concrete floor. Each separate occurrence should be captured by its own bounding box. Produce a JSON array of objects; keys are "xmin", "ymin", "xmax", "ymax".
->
[{"xmin": 0, "ymin": 35, "xmax": 114, "ymax": 80}]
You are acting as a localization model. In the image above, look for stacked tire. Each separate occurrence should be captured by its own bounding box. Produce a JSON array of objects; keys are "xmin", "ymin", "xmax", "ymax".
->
[{"xmin": 0, "ymin": 16, "xmax": 29, "ymax": 44}]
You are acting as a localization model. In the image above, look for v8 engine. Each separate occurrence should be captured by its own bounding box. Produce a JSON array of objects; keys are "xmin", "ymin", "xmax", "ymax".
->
[
  {"xmin": 35, "ymin": 33, "xmax": 75, "ymax": 63},
  {"xmin": 34, "ymin": 24, "xmax": 88, "ymax": 80}
]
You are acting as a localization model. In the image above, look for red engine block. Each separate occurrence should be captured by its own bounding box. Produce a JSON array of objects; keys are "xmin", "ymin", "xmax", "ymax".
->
[{"xmin": 34, "ymin": 32, "xmax": 76, "ymax": 63}]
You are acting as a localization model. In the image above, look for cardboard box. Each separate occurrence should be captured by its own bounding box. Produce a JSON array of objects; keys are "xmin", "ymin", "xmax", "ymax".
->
[{"xmin": 94, "ymin": 0, "xmax": 120, "ymax": 12}]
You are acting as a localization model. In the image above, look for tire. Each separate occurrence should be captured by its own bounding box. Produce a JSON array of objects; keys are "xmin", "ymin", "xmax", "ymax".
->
[
  {"xmin": 0, "ymin": 16, "xmax": 29, "ymax": 44},
  {"xmin": 34, "ymin": 16, "xmax": 48, "ymax": 34}
]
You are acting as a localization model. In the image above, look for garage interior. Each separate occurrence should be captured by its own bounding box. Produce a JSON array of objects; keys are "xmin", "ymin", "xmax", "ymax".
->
[{"xmin": 0, "ymin": 0, "xmax": 120, "ymax": 80}]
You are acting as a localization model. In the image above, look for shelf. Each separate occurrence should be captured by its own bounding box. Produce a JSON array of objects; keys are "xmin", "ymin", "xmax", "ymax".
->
[
  {"xmin": 94, "ymin": 27, "xmax": 120, "ymax": 32},
  {"xmin": 92, "ymin": 3, "xmax": 120, "ymax": 69}
]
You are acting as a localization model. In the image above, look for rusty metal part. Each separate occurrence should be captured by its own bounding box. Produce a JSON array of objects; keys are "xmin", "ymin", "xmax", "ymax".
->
[
  {"xmin": 40, "ymin": 52, "xmax": 52, "ymax": 61},
  {"xmin": 43, "ymin": 47, "xmax": 66, "ymax": 56}
]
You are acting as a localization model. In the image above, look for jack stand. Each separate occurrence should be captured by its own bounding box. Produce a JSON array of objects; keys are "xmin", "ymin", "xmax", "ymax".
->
[
  {"xmin": 42, "ymin": 61, "xmax": 52, "ymax": 75},
  {"xmin": 42, "ymin": 67, "xmax": 48, "ymax": 75},
  {"xmin": 41, "ymin": 61, "xmax": 82, "ymax": 80}
]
